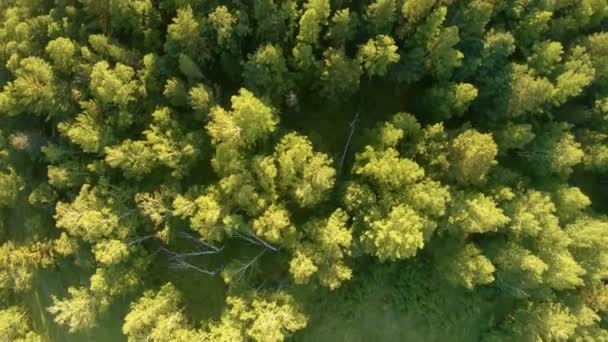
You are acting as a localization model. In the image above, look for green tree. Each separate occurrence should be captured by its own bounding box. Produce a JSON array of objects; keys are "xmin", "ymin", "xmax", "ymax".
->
[
  {"xmin": 362, "ymin": 204, "xmax": 436, "ymax": 261},
  {"xmin": 365, "ymin": 0, "xmax": 396, "ymax": 35},
  {"xmin": 290, "ymin": 209, "xmax": 353, "ymax": 289},
  {"xmin": 527, "ymin": 41, "xmax": 564, "ymax": 76},
  {"xmin": 296, "ymin": 0, "xmax": 330, "ymax": 46},
  {"xmin": 0, "ymin": 241, "xmax": 54, "ymax": 292},
  {"xmin": 586, "ymin": 32, "xmax": 608, "ymax": 88},
  {"xmin": 164, "ymin": 5, "xmax": 208, "ymax": 62},
  {"xmin": 551, "ymin": 46, "xmax": 595, "ymax": 106},
  {"xmin": 449, "ymin": 129, "xmax": 498, "ymax": 185},
  {"xmin": 54, "ymin": 184, "xmax": 133, "ymax": 242},
  {"xmin": 208, "ymin": 5, "xmax": 237, "ymax": 50},
  {"xmin": 207, "ymin": 89, "xmax": 278, "ymax": 148},
  {"xmin": 203, "ymin": 292, "xmax": 308, "ymax": 342},
  {"xmin": 57, "ymin": 100, "xmax": 110, "ymax": 153},
  {"xmin": 424, "ymin": 82, "xmax": 478, "ymax": 120},
  {"xmin": 437, "ymin": 241, "xmax": 496, "ymax": 289},
  {"xmin": 123, "ymin": 283, "xmax": 195, "ymax": 342},
  {"xmin": 525, "ymin": 123, "xmax": 584, "ymax": 177},
  {"xmin": 253, "ymin": 204, "xmax": 295, "ymax": 245},
  {"xmin": 274, "ymin": 133, "xmax": 336, "ymax": 208},
  {"xmin": 188, "ymin": 83, "xmax": 212, "ymax": 115},
  {"xmin": 493, "ymin": 122, "xmax": 535, "ymax": 153},
  {"xmin": 243, "ymin": 44, "xmax": 292, "ymax": 103},
  {"xmin": 0, "ymin": 167, "xmax": 23, "ymax": 207},
  {"xmin": 105, "ymin": 107, "xmax": 201, "ymax": 178},
  {"xmin": 45, "ymin": 37, "xmax": 76, "ymax": 72},
  {"xmin": 358, "ymin": 35, "xmax": 400, "ymax": 77},
  {"xmin": 505, "ymin": 64, "xmax": 554, "ymax": 118},
  {"xmin": 326, "ymin": 9, "xmax": 357, "ymax": 46},
  {"xmin": 0, "ymin": 57, "xmax": 56, "ymax": 116},
  {"xmin": 0, "ymin": 306, "xmax": 42, "ymax": 342},
  {"xmin": 448, "ymin": 192, "xmax": 510, "ymax": 235},
  {"xmin": 89, "ymin": 61, "xmax": 138, "ymax": 108},
  {"xmin": 401, "ymin": 0, "xmax": 437, "ymax": 31},
  {"xmin": 566, "ymin": 217, "xmax": 608, "ymax": 283},
  {"xmin": 319, "ymin": 47, "xmax": 362, "ymax": 100},
  {"xmin": 48, "ymin": 287, "xmax": 101, "ymax": 332},
  {"xmin": 353, "ymin": 147, "xmax": 424, "ymax": 191}
]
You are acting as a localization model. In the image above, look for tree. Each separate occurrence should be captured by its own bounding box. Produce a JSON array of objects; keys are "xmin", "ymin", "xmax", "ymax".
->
[
  {"xmin": 437, "ymin": 241, "xmax": 496, "ymax": 289},
  {"xmin": 105, "ymin": 107, "xmax": 202, "ymax": 178},
  {"xmin": 505, "ymin": 64, "xmax": 553, "ymax": 118},
  {"xmin": 57, "ymin": 100, "xmax": 110, "ymax": 153},
  {"xmin": 551, "ymin": 46, "xmax": 595, "ymax": 106},
  {"xmin": 0, "ymin": 241, "xmax": 54, "ymax": 292},
  {"xmin": 353, "ymin": 147, "xmax": 424, "ymax": 191},
  {"xmin": 448, "ymin": 192, "xmax": 510, "ymax": 235},
  {"xmin": 203, "ymin": 292, "xmax": 307, "ymax": 342},
  {"xmin": 46, "ymin": 37, "xmax": 76, "ymax": 72},
  {"xmin": 109, "ymin": 0, "xmax": 160, "ymax": 45},
  {"xmin": 123, "ymin": 283, "xmax": 195, "ymax": 342},
  {"xmin": 527, "ymin": 41, "xmax": 564, "ymax": 76},
  {"xmin": 449, "ymin": 129, "xmax": 498, "ymax": 185},
  {"xmin": 586, "ymin": 32, "xmax": 608, "ymax": 88},
  {"xmin": 207, "ymin": 89, "xmax": 278, "ymax": 148},
  {"xmin": 326, "ymin": 9, "xmax": 357, "ymax": 46},
  {"xmin": 173, "ymin": 190, "xmax": 225, "ymax": 242},
  {"xmin": 89, "ymin": 61, "xmax": 138, "ymax": 108},
  {"xmin": 424, "ymin": 82, "xmax": 478, "ymax": 120},
  {"xmin": 402, "ymin": 178, "xmax": 451, "ymax": 218},
  {"xmin": 253, "ymin": 204, "xmax": 295, "ymax": 245},
  {"xmin": 525, "ymin": 123, "xmax": 584, "ymax": 177},
  {"xmin": 93, "ymin": 240, "xmax": 130, "ymax": 265},
  {"xmin": 506, "ymin": 190, "xmax": 559, "ymax": 238},
  {"xmin": 274, "ymin": 133, "xmax": 336, "ymax": 208},
  {"xmin": 401, "ymin": 0, "xmax": 437, "ymax": 31},
  {"xmin": 415, "ymin": 7, "xmax": 463, "ymax": 80},
  {"xmin": 485, "ymin": 302, "xmax": 578, "ymax": 341},
  {"xmin": 552, "ymin": 186, "xmax": 591, "ymax": 223},
  {"xmin": 48, "ymin": 287, "xmax": 101, "ymax": 332},
  {"xmin": 163, "ymin": 77, "xmax": 188, "ymax": 107},
  {"xmin": 362, "ymin": 204, "xmax": 436, "ymax": 261},
  {"xmin": 365, "ymin": 0, "xmax": 396, "ymax": 35},
  {"xmin": 188, "ymin": 83, "xmax": 212, "ymax": 115},
  {"xmin": 566, "ymin": 217, "xmax": 608, "ymax": 283},
  {"xmin": 491, "ymin": 241, "xmax": 548, "ymax": 295},
  {"xmin": 0, "ymin": 167, "xmax": 23, "ymax": 207},
  {"xmin": 243, "ymin": 44, "xmax": 292, "ymax": 103},
  {"xmin": 88, "ymin": 34, "xmax": 140, "ymax": 66},
  {"xmin": 319, "ymin": 47, "xmax": 362, "ymax": 100},
  {"xmin": 252, "ymin": 0, "xmax": 289, "ymax": 43},
  {"xmin": 358, "ymin": 35, "xmax": 400, "ymax": 77},
  {"xmin": 296, "ymin": 0, "xmax": 330, "ymax": 47},
  {"xmin": 290, "ymin": 209, "xmax": 353, "ymax": 289},
  {"xmin": 0, "ymin": 57, "xmax": 56, "ymax": 116},
  {"xmin": 54, "ymin": 184, "xmax": 133, "ymax": 242},
  {"xmin": 208, "ymin": 5, "xmax": 238, "ymax": 50},
  {"xmin": 0, "ymin": 306, "xmax": 42, "ymax": 342},
  {"xmin": 164, "ymin": 5, "xmax": 205, "ymax": 59},
  {"xmin": 493, "ymin": 122, "xmax": 535, "ymax": 153}
]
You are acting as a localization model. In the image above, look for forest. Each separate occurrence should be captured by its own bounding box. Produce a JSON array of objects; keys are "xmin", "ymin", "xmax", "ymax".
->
[{"xmin": 1, "ymin": 0, "xmax": 608, "ymax": 341}]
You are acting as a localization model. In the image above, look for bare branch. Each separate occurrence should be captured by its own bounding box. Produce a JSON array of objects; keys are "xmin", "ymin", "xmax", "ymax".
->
[
  {"xmin": 168, "ymin": 256, "xmax": 219, "ymax": 276},
  {"xmin": 128, "ymin": 234, "xmax": 157, "ymax": 246},
  {"xmin": 177, "ymin": 231, "xmax": 222, "ymax": 252},
  {"xmin": 339, "ymin": 112, "xmax": 360, "ymax": 174},
  {"xmin": 234, "ymin": 231, "xmax": 278, "ymax": 252},
  {"xmin": 231, "ymin": 249, "xmax": 267, "ymax": 282}
]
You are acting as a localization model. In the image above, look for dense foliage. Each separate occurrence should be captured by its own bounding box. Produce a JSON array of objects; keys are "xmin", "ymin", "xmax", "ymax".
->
[{"xmin": 1, "ymin": 0, "xmax": 608, "ymax": 341}]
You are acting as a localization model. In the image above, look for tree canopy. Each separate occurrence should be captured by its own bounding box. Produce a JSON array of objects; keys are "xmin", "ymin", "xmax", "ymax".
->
[{"xmin": 1, "ymin": 0, "xmax": 608, "ymax": 341}]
